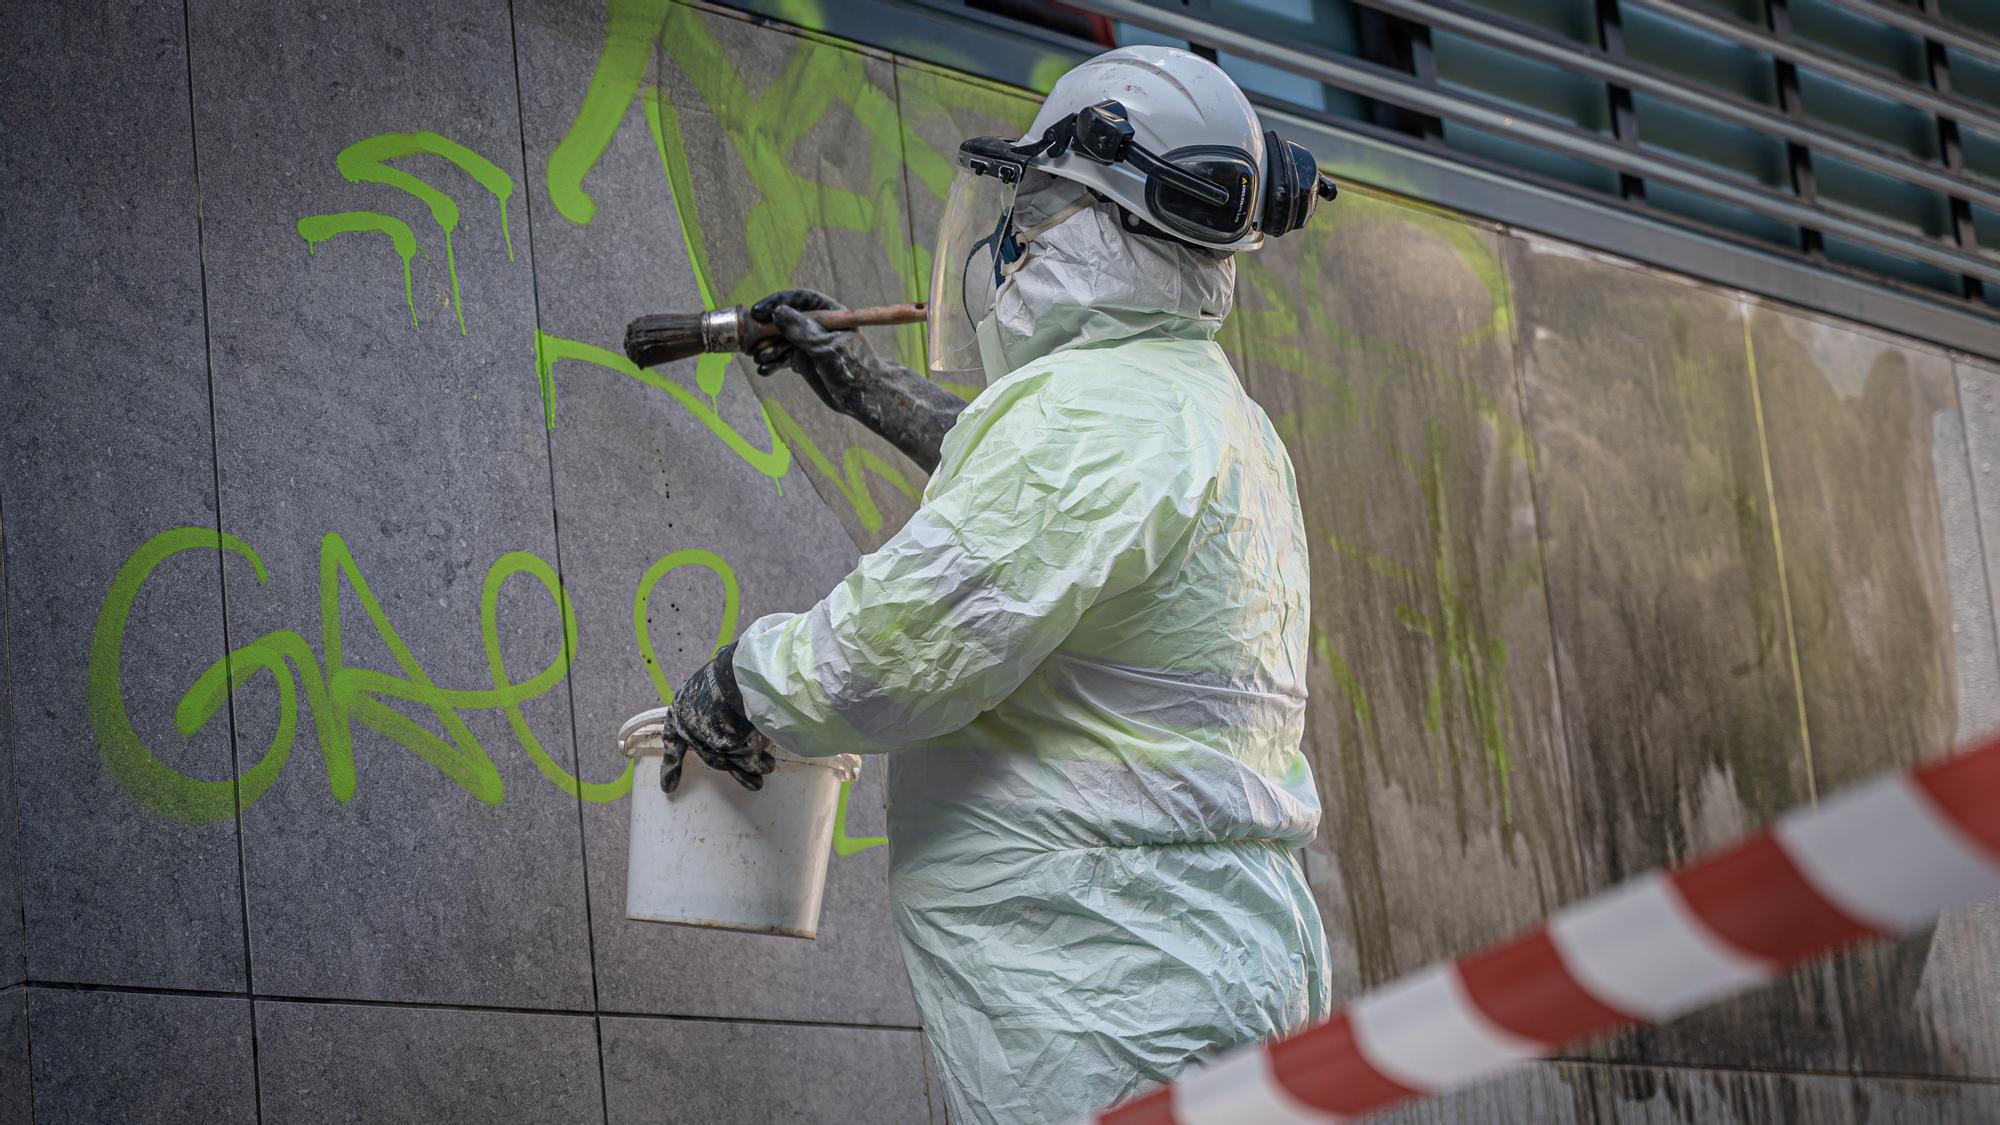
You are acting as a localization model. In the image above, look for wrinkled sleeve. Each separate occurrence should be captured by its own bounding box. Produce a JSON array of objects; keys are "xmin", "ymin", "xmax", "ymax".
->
[{"xmin": 732, "ymin": 375, "xmax": 1202, "ymax": 757}]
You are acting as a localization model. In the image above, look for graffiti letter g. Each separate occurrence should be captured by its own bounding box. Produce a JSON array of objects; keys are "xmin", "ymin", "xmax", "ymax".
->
[{"xmin": 89, "ymin": 527, "xmax": 300, "ymax": 823}]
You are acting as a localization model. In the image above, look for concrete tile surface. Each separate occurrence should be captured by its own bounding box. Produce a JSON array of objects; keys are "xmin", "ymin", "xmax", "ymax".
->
[
  {"xmin": 186, "ymin": 0, "xmax": 592, "ymax": 1009},
  {"xmin": 27, "ymin": 987, "xmax": 255, "ymax": 1125},
  {"xmin": 601, "ymin": 1015, "xmax": 931, "ymax": 1124},
  {"xmin": 0, "ymin": 988, "xmax": 27, "ymax": 1125},
  {"xmin": 256, "ymin": 999, "xmax": 603, "ymax": 1124},
  {"xmin": 1, "ymin": 0, "xmax": 248, "ymax": 992},
  {"xmin": 0, "ymin": 513, "xmax": 19, "ymax": 992}
]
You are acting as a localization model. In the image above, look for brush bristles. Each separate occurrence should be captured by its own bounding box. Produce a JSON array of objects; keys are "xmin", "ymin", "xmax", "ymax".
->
[{"xmin": 624, "ymin": 312, "xmax": 710, "ymax": 368}]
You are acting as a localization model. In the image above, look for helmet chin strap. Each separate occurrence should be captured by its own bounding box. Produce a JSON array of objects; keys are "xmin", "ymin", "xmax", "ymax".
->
[{"xmin": 998, "ymin": 195, "xmax": 1095, "ymax": 279}]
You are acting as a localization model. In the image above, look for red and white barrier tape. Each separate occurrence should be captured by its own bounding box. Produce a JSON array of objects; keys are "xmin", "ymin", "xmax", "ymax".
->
[{"xmin": 1088, "ymin": 733, "xmax": 2000, "ymax": 1124}]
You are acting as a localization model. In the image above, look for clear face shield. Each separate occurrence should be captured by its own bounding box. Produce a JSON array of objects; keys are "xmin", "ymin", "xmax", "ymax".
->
[{"xmin": 926, "ymin": 138, "xmax": 1023, "ymax": 385}]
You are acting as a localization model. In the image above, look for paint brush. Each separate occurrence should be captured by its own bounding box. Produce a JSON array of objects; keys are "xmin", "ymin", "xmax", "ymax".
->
[{"xmin": 624, "ymin": 302, "xmax": 927, "ymax": 368}]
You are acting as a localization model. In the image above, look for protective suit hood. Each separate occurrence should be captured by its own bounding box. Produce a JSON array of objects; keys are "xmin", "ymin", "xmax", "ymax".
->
[{"xmin": 978, "ymin": 175, "xmax": 1237, "ymax": 379}]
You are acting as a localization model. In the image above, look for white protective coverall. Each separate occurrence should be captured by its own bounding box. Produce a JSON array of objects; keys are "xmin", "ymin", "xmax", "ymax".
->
[{"xmin": 732, "ymin": 184, "xmax": 1331, "ymax": 1124}]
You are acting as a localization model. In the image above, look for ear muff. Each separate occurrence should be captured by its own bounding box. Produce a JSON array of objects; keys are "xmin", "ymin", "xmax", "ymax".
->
[{"xmin": 1261, "ymin": 130, "xmax": 1328, "ymax": 239}]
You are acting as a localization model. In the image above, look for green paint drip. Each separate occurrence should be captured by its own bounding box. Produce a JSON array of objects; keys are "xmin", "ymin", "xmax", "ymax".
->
[
  {"xmin": 297, "ymin": 212, "xmax": 421, "ymax": 326},
  {"xmin": 331, "ymin": 131, "xmax": 518, "ymax": 335}
]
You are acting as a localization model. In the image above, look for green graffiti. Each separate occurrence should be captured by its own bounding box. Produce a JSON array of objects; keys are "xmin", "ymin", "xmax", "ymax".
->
[
  {"xmin": 535, "ymin": 330, "xmax": 920, "ymax": 534},
  {"xmin": 95, "ymin": 528, "xmax": 571, "ymax": 820},
  {"xmin": 547, "ymin": 0, "xmax": 672, "ymax": 227},
  {"xmin": 297, "ymin": 212, "xmax": 421, "ymax": 325},
  {"xmin": 242, "ymin": 3, "xmax": 1044, "ymax": 857},
  {"xmin": 831, "ymin": 777, "xmax": 889, "ymax": 856},
  {"xmin": 555, "ymin": 0, "xmax": 972, "ymax": 394},
  {"xmin": 298, "ymin": 131, "xmax": 517, "ymax": 334},
  {"xmin": 533, "ymin": 330, "xmax": 790, "ymax": 477},
  {"xmin": 632, "ymin": 548, "xmax": 741, "ymax": 708},
  {"xmin": 92, "ymin": 528, "xmax": 287, "ymax": 823},
  {"xmin": 92, "ymin": 525, "xmax": 882, "ymax": 849}
]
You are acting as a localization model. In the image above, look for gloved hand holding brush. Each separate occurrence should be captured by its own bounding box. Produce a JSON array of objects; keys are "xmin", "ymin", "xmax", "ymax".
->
[
  {"xmin": 751, "ymin": 289, "xmax": 965, "ymax": 473},
  {"xmin": 657, "ymin": 642, "xmax": 777, "ymax": 794}
]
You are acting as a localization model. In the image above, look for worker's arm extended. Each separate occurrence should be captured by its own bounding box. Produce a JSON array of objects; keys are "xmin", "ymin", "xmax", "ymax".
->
[
  {"xmin": 730, "ymin": 368, "xmax": 1201, "ymax": 758},
  {"xmin": 750, "ymin": 289, "xmax": 964, "ymax": 473}
]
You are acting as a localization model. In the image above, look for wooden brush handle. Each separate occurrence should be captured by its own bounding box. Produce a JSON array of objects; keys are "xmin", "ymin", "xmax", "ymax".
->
[
  {"xmin": 808, "ymin": 302, "xmax": 927, "ymax": 331},
  {"xmin": 741, "ymin": 302, "xmax": 927, "ymax": 350}
]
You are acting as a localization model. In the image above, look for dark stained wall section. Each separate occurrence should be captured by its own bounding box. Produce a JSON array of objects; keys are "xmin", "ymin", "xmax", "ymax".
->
[{"xmin": 1228, "ymin": 194, "xmax": 1582, "ymax": 1004}]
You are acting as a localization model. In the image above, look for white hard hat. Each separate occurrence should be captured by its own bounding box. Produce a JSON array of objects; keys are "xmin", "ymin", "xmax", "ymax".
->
[
  {"xmin": 926, "ymin": 46, "xmax": 1338, "ymax": 378},
  {"xmin": 1024, "ymin": 46, "xmax": 1272, "ymax": 251}
]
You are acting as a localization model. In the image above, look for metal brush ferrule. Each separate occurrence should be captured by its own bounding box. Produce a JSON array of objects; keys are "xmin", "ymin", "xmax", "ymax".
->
[{"xmin": 700, "ymin": 306, "xmax": 745, "ymax": 353}]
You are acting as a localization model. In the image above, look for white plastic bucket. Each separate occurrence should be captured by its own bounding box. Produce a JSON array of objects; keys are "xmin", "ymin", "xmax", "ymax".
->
[{"xmin": 619, "ymin": 707, "xmax": 862, "ymax": 939}]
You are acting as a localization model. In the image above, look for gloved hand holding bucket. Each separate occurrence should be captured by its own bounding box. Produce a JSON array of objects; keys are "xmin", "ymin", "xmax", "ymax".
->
[
  {"xmin": 619, "ymin": 645, "xmax": 861, "ymax": 939},
  {"xmin": 646, "ymin": 642, "xmax": 776, "ymax": 794}
]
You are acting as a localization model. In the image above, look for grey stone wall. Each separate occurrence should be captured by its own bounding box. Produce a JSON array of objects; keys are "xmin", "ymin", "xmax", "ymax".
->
[{"xmin": 5, "ymin": 2, "xmax": 2000, "ymax": 1123}]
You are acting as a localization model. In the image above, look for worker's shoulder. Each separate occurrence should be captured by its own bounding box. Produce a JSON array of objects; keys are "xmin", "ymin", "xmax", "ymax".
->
[{"xmin": 1026, "ymin": 337, "xmax": 1239, "ymax": 413}]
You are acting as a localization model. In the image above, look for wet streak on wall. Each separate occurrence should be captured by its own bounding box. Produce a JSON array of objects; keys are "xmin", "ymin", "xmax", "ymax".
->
[
  {"xmin": 1750, "ymin": 308, "xmax": 2000, "ymax": 1080},
  {"xmin": 7, "ymin": 0, "xmax": 2000, "ymax": 1121},
  {"xmin": 1225, "ymin": 191, "xmax": 1582, "ymax": 1003},
  {"xmin": 1505, "ymin": 242, "xmax": 1840, "ymax": 1072}
]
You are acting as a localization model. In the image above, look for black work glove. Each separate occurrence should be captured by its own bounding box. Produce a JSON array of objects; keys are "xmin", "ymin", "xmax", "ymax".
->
[
  {"xmin": 750, "ymin": 288, "xmax": 892, "ymax": 420},
  {"xmin": 659, "ymin": 642, "xmax": 778, "ymax": 794}
]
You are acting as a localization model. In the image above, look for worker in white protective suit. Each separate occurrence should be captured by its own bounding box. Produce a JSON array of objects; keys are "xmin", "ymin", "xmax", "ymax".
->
[{"xmin": 646, "ymin": 46, "xmax": 1341, "ymax": 1124}]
